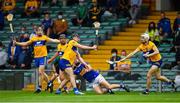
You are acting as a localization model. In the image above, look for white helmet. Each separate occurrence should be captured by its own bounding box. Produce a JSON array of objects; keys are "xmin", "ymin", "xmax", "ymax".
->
[{"xmin": 141, "ymin": 33, "xmax": 149, "ymax": 41}]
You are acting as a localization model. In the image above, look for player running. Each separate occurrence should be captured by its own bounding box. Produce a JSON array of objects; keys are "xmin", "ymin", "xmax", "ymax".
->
[
  {"xmin": 46, "ymin": 34, "xmax": 68, "ymax": 93},
  {"xmin": 56, "ymin": 33, "xmax": 97, "ymax": 95},
  {"xmin": 117, "ymin": 33, "xmax": 175, "ymax": 94},
  {"xmin": 14, "ymin": 26, "xmax": 60, "ymax": 93},
  {"xmin": 73, "ymin": 61, "xmax": 130, "ymax": 94}
]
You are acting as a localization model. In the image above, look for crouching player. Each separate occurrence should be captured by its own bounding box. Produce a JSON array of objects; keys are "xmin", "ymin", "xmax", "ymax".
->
[{"xmin": 73, "ymin": 62, "xmax": 130, "ymax": 94}]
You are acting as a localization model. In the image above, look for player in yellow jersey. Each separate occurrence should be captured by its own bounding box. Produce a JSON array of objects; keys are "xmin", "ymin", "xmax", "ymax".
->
[
  {"xmin": 56, "ymin": 33, "xmax": 97, "ymax": 95},
  {"xmin": 46, "ymin": 34, "xmax": 68, "ymax": 93},
  {"xmin": 14, "ymin": 26, "xmax": 60, "ymax": 93},
  {"xmin": 117, "ymin": 33, "xmax": 174, "ymax": 94}
]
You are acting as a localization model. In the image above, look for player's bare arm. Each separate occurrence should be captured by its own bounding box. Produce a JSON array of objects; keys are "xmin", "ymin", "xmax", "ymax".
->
[
  {"xmin": 76, "ymin": 43, "xmax": 97, "ymax": 50},
  {"xmin": 48, "ymin": 38, "xmax": 60, "ymax": 43},
  {"xmin": 47, "ymin": 52, "xmax": 59, "ymax": 64},
  {"xmin": 76, "ymin": 52, "xmax": 92, "ymax": 71},
  {"xmin": 14, "ymin": 40, "xmax": 32, "ymax": 46},
  {"xmin": 144, "ymin": 46, "xmax": 160, "ymax": 58}
]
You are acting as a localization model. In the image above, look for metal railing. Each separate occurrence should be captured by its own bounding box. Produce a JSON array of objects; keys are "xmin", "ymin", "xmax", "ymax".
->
[{"xmin": 0, "ymin": 69, "xmax": 178, "ymax": 92}]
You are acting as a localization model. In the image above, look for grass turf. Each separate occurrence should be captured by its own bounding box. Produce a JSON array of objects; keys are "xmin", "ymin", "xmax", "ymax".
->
[{"xmin": 0, "ymin": 91, "xmax": 180, "ymax": 103}]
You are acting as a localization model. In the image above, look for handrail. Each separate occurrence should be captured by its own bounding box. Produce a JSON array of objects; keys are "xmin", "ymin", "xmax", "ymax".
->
[
  {"xmin": 0, "ymin": 68, "xmax": 178, "ymax": 92},
  {"xmin": 0, "ymin": 69, "xmax": 52, "ymax": 72},
  {"xmin": 0, "ymin": 69, "xmax": 179, "ymax": 72}
]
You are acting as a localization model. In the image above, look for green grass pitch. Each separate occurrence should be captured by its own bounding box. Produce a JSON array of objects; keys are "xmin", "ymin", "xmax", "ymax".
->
[{"xmin": 0, "ymin": 91, "xmax": 180, "ymax": 103}]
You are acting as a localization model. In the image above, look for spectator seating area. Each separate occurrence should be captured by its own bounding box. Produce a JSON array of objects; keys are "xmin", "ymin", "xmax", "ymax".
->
[{"xmin": 0, "ymin": 3, "xmax": 128, "ymax": 49}]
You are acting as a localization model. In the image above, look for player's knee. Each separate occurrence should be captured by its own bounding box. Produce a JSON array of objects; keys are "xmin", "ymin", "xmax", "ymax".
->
[
  {"xmin": 69, "ymin": 73, "xmax": 75, "ymax": 78},
  {"xmin": 68, "ymin": 71, "xmax": 74, "ymax": 75},
  {"xmin": 60, "ymin": 76, "xmax": 64, "ymax": 81},
  {"xmin": 107, "ymin": 85, "xmax": 112, "ymax": 89},
  {"xmin": 95, "ymin": 90, "xmax": 103, "ymax": 94},
  {"xmin": 147, "ymin": 74, "xmax": 152, "ymax": 79},
  {"xmin": 69, "ymin": 76, "xmax": 75, "ymax": 81},
  {"xmin": 97, "ymin": 92, "xmax": 103, "ymax": 94},
  {"xmin": 54, "ymin": 73, "xmax": 59, "ymax": 77},
  {"xmin": 156, "ymin": 76, "xmax": 161, "ymax": 80},
  {"xmin": 39, "ymin": 72, "xmax": 42, "ymax": 76},
  {"xmin": 39, "ymin": 70, "xmax": 45, "ymax": 76}
]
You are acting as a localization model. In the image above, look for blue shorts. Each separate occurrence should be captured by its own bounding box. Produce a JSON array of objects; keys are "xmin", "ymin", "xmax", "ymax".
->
[
  {"xmin": 59, "ymin": 59, "xmax": 72, "ymax": 71},
  {"xmin": 150, "ymin": 60, "xmax": 162, "ymax": 68},
  {"xmin": 34, "ymin": 57, "xmax": 47, "ymax": 67}
]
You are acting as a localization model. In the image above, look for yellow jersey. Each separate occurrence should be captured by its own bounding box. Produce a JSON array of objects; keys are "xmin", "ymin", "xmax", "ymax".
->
[
  {"xmin": 27, "ymin": 35, "xmax": 51, "ymax": 58},
  {"xmin": 137, "ymin": 41, "xmax": 161, "ymax": 62},
  {"xmin": 61, "ymin": 40, "xmax": 79, "ymax": 65},
  {"xmin": 57, "ymin": 43, "xmax": 67, "ymax": 57},
  {"xmin": 3, "ymin": 0, "xmax": 16, "ymax": 11}
]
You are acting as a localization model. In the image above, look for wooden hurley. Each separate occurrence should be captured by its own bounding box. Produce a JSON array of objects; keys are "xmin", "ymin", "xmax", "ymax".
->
[
  {"xmin": 7, "ymin": 14, "xmax": 14, "ymax": 33},
  {"xmin": 93, "ymin": 22, "xmax": 101, "ymax": 45}
]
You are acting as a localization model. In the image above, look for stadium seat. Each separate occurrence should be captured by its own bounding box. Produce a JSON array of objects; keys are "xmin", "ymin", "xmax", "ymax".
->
[{"xmin": 101, "ymin": 22, "xmax": 110, "ymax": 26}]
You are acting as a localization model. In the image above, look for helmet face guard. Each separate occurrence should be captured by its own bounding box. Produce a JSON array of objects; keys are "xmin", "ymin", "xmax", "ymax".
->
[{"xmin": 140, "ymin": 33, "xmax": 149, "ymax": 43}]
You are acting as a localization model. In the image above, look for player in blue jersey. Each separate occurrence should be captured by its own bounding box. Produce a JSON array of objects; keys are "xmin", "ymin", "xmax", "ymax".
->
[{"xmin": 73, "ymin": 61, "xmax": 130, "ymax": 94}]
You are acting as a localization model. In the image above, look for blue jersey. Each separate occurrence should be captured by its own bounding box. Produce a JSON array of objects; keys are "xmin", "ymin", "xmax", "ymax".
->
[
  {"xmin": 74, "ymin": 64, "xmax": 99, "ymax": 83},
  {"xmin": 42, "ymin": 19, "xmax": 53, "ymax": 30},
  {"xmin": 157, "ymin": 18, "xmax": 172, "ymax": 34}
]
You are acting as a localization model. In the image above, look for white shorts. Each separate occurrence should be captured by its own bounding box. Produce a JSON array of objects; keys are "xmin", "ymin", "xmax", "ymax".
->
[
  {"xmin": 175, "ymin": 75, "xmax": 180, "ymax": 87},
  {"xmin": 92, "ymin": 74, "xmax": 106, "ymax": 88}
]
